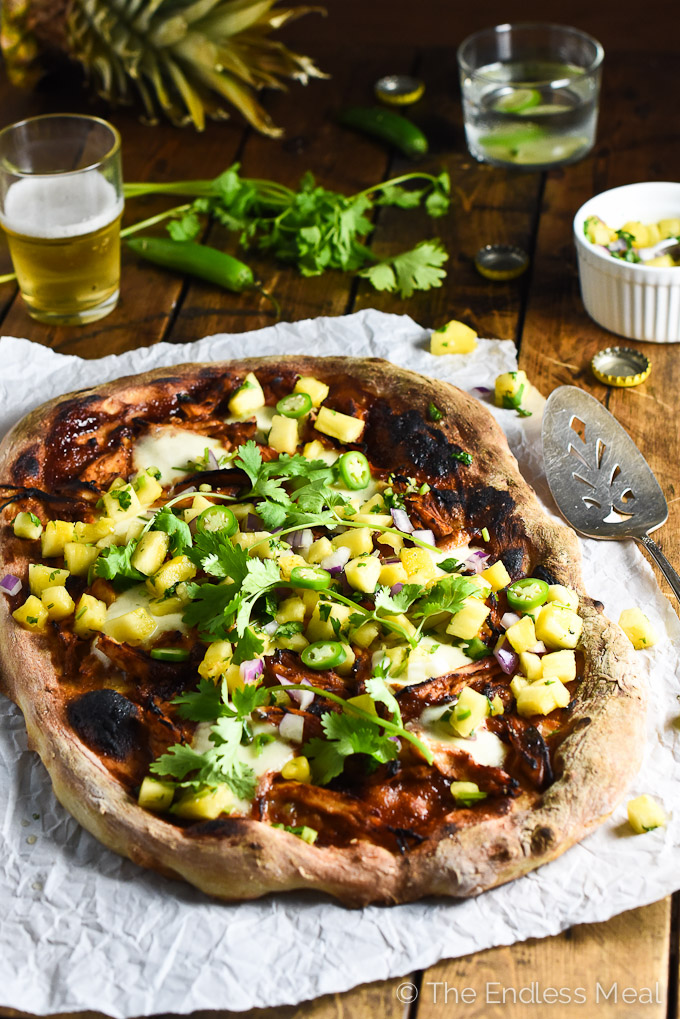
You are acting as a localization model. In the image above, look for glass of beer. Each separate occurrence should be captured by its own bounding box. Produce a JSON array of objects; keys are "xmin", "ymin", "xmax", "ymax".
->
[{"xmin": 0, "ymin": 114, "xmax": 123, "ymax": 325}]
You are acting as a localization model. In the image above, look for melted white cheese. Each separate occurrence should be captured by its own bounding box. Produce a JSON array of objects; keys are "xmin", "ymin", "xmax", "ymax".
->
[
  {"xmin": 105, "ymin": 584, "xmax": 188, "ymax": 641},
  {"xmin": 192, "ymin": 719, "xmax": 294, "ymax": 813},
  {"xmin": 374, "ymin": 636, "xmax": 471, "ymax": 689},
  {"xmin": 133, "ymin": 426, "xmax": 227, "ymax": 485},
  {"xmin": 418, "ymin": 702, "xmax": 507, "ymax": 768}
]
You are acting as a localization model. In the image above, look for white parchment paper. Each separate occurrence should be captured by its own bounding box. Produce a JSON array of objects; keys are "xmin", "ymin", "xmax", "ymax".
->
[{"xmin": 1, "ymin": 310, "xmax": 679, "ymax": 1016}]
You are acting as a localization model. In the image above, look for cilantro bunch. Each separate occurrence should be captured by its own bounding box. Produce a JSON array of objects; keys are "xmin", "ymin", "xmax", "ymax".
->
[{"xmin": 124, "ymin": 164, "xmax": 451, "ymax": 299}]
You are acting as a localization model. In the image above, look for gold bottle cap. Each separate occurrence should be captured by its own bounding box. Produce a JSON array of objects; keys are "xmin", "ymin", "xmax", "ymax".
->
[
  {"xmin": 374, "ymin": 75, "xmax": 425, "ymax": 106},
  {"xmin": 591, "ymin": 346, "xmax": 651, "ymax": 387},
  {"xmin": 474, "ymin": 244, "xmax": 529, "ymax": 281}
]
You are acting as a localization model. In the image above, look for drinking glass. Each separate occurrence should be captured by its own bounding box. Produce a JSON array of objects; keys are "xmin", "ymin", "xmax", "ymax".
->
[
  {"xmin": 457, "ymin": 23, "xmax": 604, "ymax": 170},
  {"xmin": 0, "ymin": 114, "xmax": 124, "ymax": 325}
]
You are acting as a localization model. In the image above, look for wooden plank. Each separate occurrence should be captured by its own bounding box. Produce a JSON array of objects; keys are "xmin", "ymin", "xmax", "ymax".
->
[
  {"xmin": 352, "ymin": 47, "xmax": 543, "ymax": 341},
  {"xmin": 416, "ymin": 898, "xmax": 671, "ymax": 1019},
  {"xmin": 163, "ymin": 43, "xmax": 415, "ymax": 344},
  {"xmin": 0, "ymin": 976, "xmax": 408, "ymax": 1019}
]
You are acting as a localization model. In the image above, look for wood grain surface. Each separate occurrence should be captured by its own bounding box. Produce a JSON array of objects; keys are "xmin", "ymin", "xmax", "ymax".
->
[{"xmin": 1, "ymin": 0, "xmax": 678, "ymax": 1016}]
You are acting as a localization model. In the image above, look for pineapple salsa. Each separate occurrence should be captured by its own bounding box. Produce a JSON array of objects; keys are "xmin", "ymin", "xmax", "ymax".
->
[{"xmin": 8, "ymin": 370, "xmax": 589, "ymax": 834}]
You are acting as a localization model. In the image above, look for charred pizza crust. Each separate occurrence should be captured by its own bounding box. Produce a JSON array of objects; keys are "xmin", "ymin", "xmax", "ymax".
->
[{"xmin": 0, "ymin": 357, "xmax": 645, "ymax": 906}]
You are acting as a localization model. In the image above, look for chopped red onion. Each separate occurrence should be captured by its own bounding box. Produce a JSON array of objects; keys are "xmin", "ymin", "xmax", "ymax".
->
[
  {"xmin": 411, "ymin": 529, "xmax": 435, "ymax": 546},
  {"xmin": 390, "ymin": 583, "xmax": 404, "ymax": 596},
  {"xmin": 494, "ymin": 643, "xmax": 518, "ymax": 675},
  {"xmin": 279, "ymin": 713, "xmax": 305, "ymax": 743},
  {"xmin": 390, "ymin": 508, "xmax": 414, "ymax": 534},
  {"xmin": 244, "ymin": 513, "xmax": 264, "ymax": 532},
  {"xmin": 500, "ymin": 611, "xmax": 521, "ymax": 630},
  {"xmin": 290, "ymin": 528, "xmax": 313, "ymax": 550},
  {"xmin": 0, "ymin": 574, "xmax": 22, "ymax": 597},
  {"xmin": 528, "ymin": 640, "xmax": 547, "ymax": 655},
  {"xmin": 206, "ymin": 448, "xmax": 221, "ymax": 471},
  {"xmin": 239, "ymin": 658, "xmax": 264, "ymax": 685},
  {"xmin": 262, "ymin": 620, "xmax": 279, "ymax": 637},
  {"xmin": 275, "ymin": 674, "xmax": 315, "ymax": 711},
  {"xmin": 381, "ymin": 556, "xmax": 401, "ymax": 565},
  {"xmin": 473, "ymin": 386, "xmax": 492, "ymax": 394},
  {"xmin": 320, "ymin": 546, "xmax": 351, "ymax": 574},
  {"xmin": 464, "ymin": 549, "xmax": 490, "ymax": 574}
]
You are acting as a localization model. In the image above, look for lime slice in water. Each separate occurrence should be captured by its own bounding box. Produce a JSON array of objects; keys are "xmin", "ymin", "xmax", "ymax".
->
[
  {"xmin": 517, "ymin": 103, "xmax": 572, "ymax": 117},
  {"xmin": 493, "ymin": 88, "xmax": 542, "ymax": 114},
  {"xmin": 511, "ymin": 135, "xmax": 589, "ymax": 165},
  {"xmin": 479, "ymin": 122, "xmax": 544, "ymax": 150}
]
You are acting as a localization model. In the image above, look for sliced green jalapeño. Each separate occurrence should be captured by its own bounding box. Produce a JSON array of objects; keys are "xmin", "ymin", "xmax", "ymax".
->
[
  {"xmin": 276, "ymin": 392, "xmax": 313, "ymax": 419},
  {"xmin": 196, "ymin": 505, "xmax": 238, "ymax": 536},
  {"xmin": 337, "ymin": 451, "xmax": 371, "ymax": 490},
  {"xmin": 150, "ymin": 647, "xmax": 191, "ymax": 662},
  {"xmin": 301, "ymin": 640, "xmax": 347, "ymax": 670},
  {"xmin": 289, "ymin": 565, "xmax": 332, "ymax": 590},
  {"xmin": 506, "ymin": 578, "xmax": 549, "ymax": 611}
]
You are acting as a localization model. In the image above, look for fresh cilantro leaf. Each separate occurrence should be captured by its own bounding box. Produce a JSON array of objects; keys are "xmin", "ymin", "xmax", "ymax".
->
[
  {"xmin": 187, "ymin": 530, "xmax": 248, "ymax": 580},
  {"xmin": 109, "ymin": 488, "xmax": 132, "ymax": 510},
  {"xmin": 358, "ymin": 240, "xmax": 448, "ymax": 299},
  {"xmin": 182, "ymin": 583, "xmax": 239, "ymax": 639},
  {"xmin": 413, "ymin": 575, "xmax": 479, "ymax": 618},
  {"xmin": 374, "ymin": 583, "xmax": 423, "ymax": 616},
  {"xmin": 424, "ymin": 172, "xmax": 451, "ymax": 218},
  {"xmin": 451, "ymin": 450, "xmax": 473, "ymax": 466},
  {"xmin": 234, "ymin": 440, "xmax": 262, "ymax": 486},
  {"xmin": 92, "ymin": 541, "xmax": 144, "ymax": 582},
  {"xmin": 437, "ymin": 558, "xmax": 461, "ymax": 573},
  {"xmin": 304, "ymin": 711, "xmax": 399, "ymax": 785},
  {"xmin": 231, "ymin": 681, "xmax": 271, "ymax": 716},
  {"xmin": 167, "ymin": 211, "xmax": 202, "ymax": 241},
  {"xmin": 153, "ymin": 505, "xmax": 192, "ymax": 555},
  {"xmin": 428, "ymin": 401, "xmax": 444, "ymax": 422},
  {"xmin": 275, "ymin": 621, "xmax": 304, "ymax": 638},
  {"xmin": 364, "ymin": 672, "xmax": 402, "ymax": 727},
  {"xmin": 375, "ymin": 183, "xmax": 425, "ymax": 209},
  {"xmin": 172, "ymin": 677, "xmax": 227, "ymax": 722},
  {"xmin": 517, "ymin": 407, "xmax": 533, "ymax": 418},
  {"xmin": 149, "ymin": 743, "xmax": 207, "ymax": 781},
  {"xmin": 230, "ymin": 626, "xmax": 265, "ymax": 665}
]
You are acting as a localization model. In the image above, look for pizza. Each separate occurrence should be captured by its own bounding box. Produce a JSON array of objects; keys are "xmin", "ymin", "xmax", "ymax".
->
[{"xmin": 0, "ymin": 356, "xmax": 645, "ymax": 906}]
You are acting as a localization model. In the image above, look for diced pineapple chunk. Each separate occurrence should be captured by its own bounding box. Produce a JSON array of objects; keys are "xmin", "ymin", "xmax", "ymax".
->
[
  {"xmin": 149, "ymin": 595, "xmax": 185, "ymax": 616},
  {"xmin": 352, "ymin": 512, "xmax": 393, "ymax": 527},
  {"xmin": 619, "ymin": 607, "xmax": 658, "ymax": 650},
  {"xmin": 29, "ymin": 563, "xmax": 70, "ymax": 595},
  {"xmin": 41, "ymin": 520, "xmax": 75, "ymax": 557},
  {"xmin": 467, "ymin": 574, "xmax": 492, "ymax": 599},
  {"xmin": 446, "ymin": 597, "xmax": 490, "ymax": 640},
  {"xmin": 449, "ymin": 686, "xmax": 489, "ymax": 738},
  {"xmin": 101, "ymin": 483, "xmax": 142, "ymax": 523},
  {"xmin": 104, "ymin": 607, "xmax": 157, "ymax": 645},
  {"xmin": 490, "ymin": 695, "xmax": 504, "ymax": 716},
  {"xmin": 535, "ymin": 603, "xmax": 583, "ymax": 649},
  {"xmin": 306, "ymin": 602, "xmax": 353, "ymax": 642},
  {"xmin": 646, "ymin": 255, "xmax": 675, "ymax": 267},
  {"xmin": 133, "ymin": 470, "xmax": 163, "ymax": 507},
  {"xmin": 74, "ymin": 518, "xmax": 115, "ymax": 543},
  {"xmin": 281, "ymin": 756, "xmax": 312, "ymax": 783},
  {"xmin": 430, "ymin": 320, "xmax": 478, "ymax": 355},
  {"xmin": 547, "ymin": 584, "xmax": 579, "ymax": 611},
  {"xmin": 376, "ymin": 531, "xmax": 404, "ymax": 553},
  {"xmin": 228, "ymin": 371, "xmax": 265, "ymax": 416},
  {"xmin": 519, "ymin": 651, "xmax": 543, "ymax": 681},
  {"xmin": 347, "ymin": 694, "xmax": 378, "ymax": 717},
  {"xmin": 315, "ymin": 406, "xmax": 365, "ymax": 443},
  {"xmin": 307, "ymin": 537, "xmax": 334, "ymax": 564},
  {"xmin": 541, "ymin": 649, "xmax": 576, "ymax": 682},
  {"xmin": 74, "ymin": 593, "xmax": 107, "ymax": 638},
  {"xmin": 231, "ymin": 501, "xmax": 256, "ymax": 522},
  {"xmin": 182, "ymin": 494, "xmax": 213, "ymax": 523},
  {"xmin": 494, "ymin": 370, "xmax": 528, "ymax": 409},
  {"xmin": 378, "ymin": 561, "xmax": 408, "ymax": 587},
  {"xmin": 627, "ymin": 794, "xmax": 666, "ymax": 834},
  {"xmin": 12, "ymin": 594, "xmax": 48, "ymax": 632},
  {"xmin": 480, "ymin": 559, "xmax": 511, "ymax": 592},
  {"xmin": 302, "ymin": 439, "xmax": 326, "ymax": 459},
  {"xmin": 233, "ymin": 531, "xmax": 280, "ymax": 560},
  {"xmin": 345, "ymin": 555, "xmax": 381, "ymax": 593},
  {"xmin": 172, "ymin": 784, "xmax": 235, "ymax": 820},
  {"xmin": 138, "ymin": 776, "xmax": 175, "ymax": 812},
  {"xmin": 400, "ymin": 546, "xmax": 436, "ymax": 580},
  {"xmin": 276, "ymin": 596, "xmax": 306, "ymax": 624},
  {"xmin": 516, "ymin": 677, "xmax": 570, "ymax": 717},
  {"xmin": 294, "ymin": 376, "xmax": 329, "ymax": 407},
  {"xmin": 505, "ymin": 614, "xmax": 537, "ymax": 654},
  {"xmin": 132, "ymin": 531, "xmax": 170, "ymax": 576},
  {"xmin": 331, "ymin": 528, "xmax": 374, "ymax": 557},
  {"xmin": 64, "ymin": 541, "xmax": 99, "ymax": 577},
  {"xmin": 277, "ymin": 553, "xmax": 308, "ymax": 580},
  {"xmin": 510, "ymin": 675, "xmax": 529, "ymax": 699},
  {"xmin": 381, "ymin": 645, "xmax": 409, "ymax": 675},
  {"xmin": 268, "ymin": 414, "xmax": 299, "ymax": 455},
  {"xmin": 361, "ymin": 493, "xmax": 387, "ymax": 513},
  {"xmin": 621, "ymin": 220, "xmax": 648, "ymax": 247},
  {"xmin": 584, "ymin": 215, "xmax": 616, "ymax": 245},
  {"xmin": 390, "ymin": 613, "xmax": 417, "ymax": 638},
  {"xmin": 336, "ymin": 643, "xmax": 356, "ymax": 676},
  {"xmin": 198, "ymin": 641, "xmax": 233, "ymax": 681},
  {"xmin": 350, "ymin": 620, "xmax": 381, "ymax": 648},
  {"xmin": 41, "ymin": 585, "xmax": 75, "ymax": 621},
  {"xmin": 659, "ymin": 218, "xmax": 680, "ymax": 239},
  {"xmin": 146, "ymin": 555, "xmax": 197, "ymax": 596},
  {"xmin": 13, "ymin": 511, "xmax": 43, "ymax": 540}
]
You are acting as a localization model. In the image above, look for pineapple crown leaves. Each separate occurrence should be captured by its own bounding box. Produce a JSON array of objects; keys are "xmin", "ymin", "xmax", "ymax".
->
[{"xmin": 1, "ymin": 0, "xmax": 327, "ymax": 136}]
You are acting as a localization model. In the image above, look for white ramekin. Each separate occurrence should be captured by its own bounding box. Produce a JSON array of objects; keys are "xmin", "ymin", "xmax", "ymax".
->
[{"xmin": 573, "ymin": 181, "xmax": 680, "ymax": 343}]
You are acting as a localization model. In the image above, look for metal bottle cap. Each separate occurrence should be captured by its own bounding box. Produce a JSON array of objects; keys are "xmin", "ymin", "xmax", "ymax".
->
[
  {"xmin": 591, "ymin": 347, "xmax": 651, "ymax": 387},
  {"xmin": 374, "ymin": 75, "xmax": 425, "ymax": 106},
  {"xmin": 474, "ymin": 244, "xmax": 529, "ymax": 281}
]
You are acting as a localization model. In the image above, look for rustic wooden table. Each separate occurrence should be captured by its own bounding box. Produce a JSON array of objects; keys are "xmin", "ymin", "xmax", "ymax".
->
[{"xmin": 1, "ymin": 1, "xmax": 678, "ymax": 1016}]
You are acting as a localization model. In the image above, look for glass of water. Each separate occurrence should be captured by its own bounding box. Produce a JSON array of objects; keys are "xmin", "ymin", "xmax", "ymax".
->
[
  {"xmin": 0, "ymin": 114, "xmax": 123, "ymax": 325},
  {"xmin": 457, "ymin": 23, "xmax": 604, "ymax": 170}
]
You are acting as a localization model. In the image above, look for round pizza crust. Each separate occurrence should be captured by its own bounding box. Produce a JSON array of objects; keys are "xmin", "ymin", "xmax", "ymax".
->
[{"xmin": 0, "ymin": 356, "xmax": 645, "ymax": 906}]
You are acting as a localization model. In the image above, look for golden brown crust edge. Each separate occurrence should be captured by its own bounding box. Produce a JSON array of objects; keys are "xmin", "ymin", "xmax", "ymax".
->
[{"xmin": 0, "ymin": 356, "xmax": 646, "ymax": 906}]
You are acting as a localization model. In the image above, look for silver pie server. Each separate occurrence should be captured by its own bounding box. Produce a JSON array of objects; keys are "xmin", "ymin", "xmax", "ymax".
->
[{"xmin": 541, "ymin": 385, "xmax": 680, "ymax": 604}]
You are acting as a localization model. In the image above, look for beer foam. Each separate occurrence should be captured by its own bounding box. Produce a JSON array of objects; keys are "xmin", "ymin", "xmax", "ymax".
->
[{"xmin": 0, "ymin": 170, "xmax": 123, "ymax": 238}]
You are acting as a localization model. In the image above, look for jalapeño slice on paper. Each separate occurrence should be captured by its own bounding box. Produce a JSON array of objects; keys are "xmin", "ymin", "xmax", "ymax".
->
[{"xmin": 506, "ymin": 578, "xmax": 550, "ymax": 611}]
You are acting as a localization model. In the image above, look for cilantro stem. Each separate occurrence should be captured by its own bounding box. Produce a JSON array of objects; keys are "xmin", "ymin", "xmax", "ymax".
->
[
  {"xmin": 268, "ymin": 683, "xmax": 434, "ymax": 765},
  {"xmin": 354, "ymin": 171, "xmax": 443, "ymax": 201},
  {"xmin": 121, "ymin": 204, "xmax": 193, "ymax": 239}
]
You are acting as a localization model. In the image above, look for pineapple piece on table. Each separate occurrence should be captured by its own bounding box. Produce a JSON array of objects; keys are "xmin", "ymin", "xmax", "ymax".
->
[
  {"xmin": 619, "ymin": 608, "xmax": 658, "ymax": 650},
  {"xmin": 627, "ymin": 794, "xmax": 667, "ymax": 834},
  {"xmin": 430, "ymin": 320, "xmax": 478, "ymax": 355}
]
